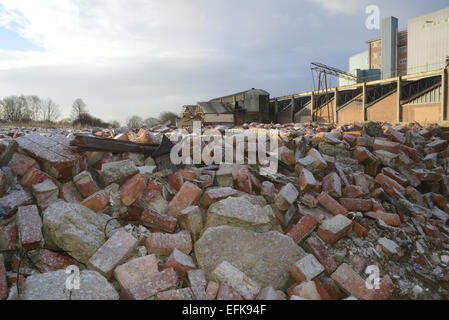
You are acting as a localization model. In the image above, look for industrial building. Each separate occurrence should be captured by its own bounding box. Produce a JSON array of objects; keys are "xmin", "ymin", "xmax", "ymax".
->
[
  {"xmin": 180, "ymin": 7, "xmax": 449, "ymax": 127},
  {"xmin": 273, "ymin": 7, "xmax": 449, "ymax": 125},
  {"xmin": 180, "ymin": 89, "xmax": 271, "ymax": 126}
]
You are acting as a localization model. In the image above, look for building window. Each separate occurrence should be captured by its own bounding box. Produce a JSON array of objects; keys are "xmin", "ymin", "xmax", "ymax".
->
[{"xmin": 399, "ymin": 58, "xmax": 407, "ymax": 65}]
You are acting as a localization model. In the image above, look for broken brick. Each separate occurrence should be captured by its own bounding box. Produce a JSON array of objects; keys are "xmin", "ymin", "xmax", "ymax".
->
[
  {"xmin": 73, "ymin": 170, "xmax": 99, "ymax": 198},
  {"xmin": 305, "ymin": 235, "xmax": 338, "ymax": 273},
  {"xmin": 287, "ymin": 214, "xmax": 318, "ymax": 244},
  {"xmin": 199, "ymin": 187, "xmax": 238, "ymax": 209},
  {"xmin": 166, "ymin": 181, "xmax": 202, "ymax": 218},
  {"xmin": 81, "ymin": 190, "xmax": 110, "ymax": 212},
  {"xmin": 127, "ymin": 268, "xmax": 179, "ymax": 300},
  {"xmin": 275, "ymin": 183, "xmax": 299, "ymax": 211},
  {"xmin": 141, "ymin": 208, "xmax": 177, "ymax": 232},
  {"xmin": 318, "ymin": 214, "xmax": 352, "ymax": 244},
  {"xmin": 88, "ymin": 229, "xmax": 138, "ymax": 278},
  {"xmin": 339, "ymin": 198, "xmax": 372, "ymax": 212},
  {"xmin": 317, "ymin": 192, "xmax": 348, "ymax": 216},
  {"xmin": 16, "ymin": 205, "xmax": 42, "ymax": 250},
  {"xmin": 119, "ymin": 173, "xmax": 146, "ymax": 206},
  {"xmin": 163, "ymin": 248, "xmax": 196, "ymax": 278},
  {"xmin": 145, "ymin": 230, "xmax": 192, "ymax": 256},
  {"xmin": 331, "ymin": 263, "xmax": 375, "ymax": 300}
]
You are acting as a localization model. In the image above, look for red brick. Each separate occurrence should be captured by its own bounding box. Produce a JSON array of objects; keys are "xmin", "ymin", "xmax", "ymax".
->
[
  {"xmin": 166, "ymin": 181, "xmax": 202, "ymax": 218},
  {"xmin": 319, "ymin": 277, "xmax": 344, "ymax": 300},
  {"xmin": 157, "ymin": 287, "xmax": 194, "ymax": 300},
  {"xmin": 331, "ymin": 263, "xmax": 375, "ymax": 300},
  {"xmin": 318, "ymin": 214, "xmax": 352, "ymax": 244},
  {"xmin": 352, "ymin": 221, "xmax": 368, "ymax": 238},
  {"xmin": 187, "ymin": 269, "xmax": 207, "ymax": 300},
  {"xmin": 141, "ymin": 208, "xmax": 177, "ymax": 232},
  {"xmin": 60, "ymin": 181, "xmax": 83, "ymax": 203},
  {"xmin": 127, "ymin": 268, "xmax": 179, "ymax": 300},
  {"xmin": 343, "ymin": 134, "xmax": 358, "ymax": 146},
  {"xmin": 0, "ymin": 188, "xmax": 33, "ymax": 217},
  {"xmin": 307, "ymin": 148, "xmax": 327, "ymax": 169},
  {"xmin": 261, "ymin": 181, "xmax": 277, "ymax": 200},
  {"xmin": 81, "ymin": 190, "xmax": 109, "ymax": 212},
  {"xmin": 373, "ymin": 139, "xmax": 399, "ymax": 154},
  {"xmin": 398, "ymin": 165, "xmax": 421, "ymax": 187},
  {"xmin": 376, "ymin": 237, "xmax": 404, "ymax": 259},
  {"xmin": 381, "ymin": 167, "xmax": 408, "ymax": 186},
  {"xmin": 0, "ymin": 225, "xmax": 18, "ymax": 250},
  {"xmin": 353, "ymin": 172, "xmax": 370, "ymax": 194},
  {"xmin": 21, "ymin": 167, "xmax": 60, "ymax": 189},
  {"xmin": 289, "ymin": 254, "xmax": 324, "ymax": 282},
  {"xmin": 287, "ymin": 214, "xmax": 318, "ymax": 243},
  {"xmin": 375, "ymin": 174, "xmax": 405, "ymax": 196},
  {"xmin": 168, "ymin": 171, "xmax": 184, "ymax": 192},
  {"xmin": 206, "ymin": 280, "xmax": 219, "ymax": 300},
  {"xmin": 0, "ymin": 254, "xmax": 6, "ymax": 300},
  {"xmin": 8, "ymin": 152, "xmax": 40, "ymax": 177},
  {"xmin": 73, "ymin": 170, "xmax": 99, "ymax": 198},
  {"xmin": 426, "ymin": 139, "xmax": 448, "ymax": 153},
  {"xmin": 365, "ymin": 211, "xmax": 401, "ymax": 226},
  {"xmin": 179, "ymin": 206, "xmax": 203, "ymax": 237},
  {"xmin": 15, "ymin": 133, "xmax": 86, "ymax": 179},
  {"xmin": 299, "ymin": 168, "xmax": 318, "ymax": 192},
  {"xmin": 200, "ymin": 187, "xmax": 238, "ymax": 209},
  {"xmin": 216, "ymin": 167, "xmax": 233, "ymax": 187},
  {"xmin": 339, "ymin": 198, "xmax": 372, "ymax": 212},
  {"xmin": 114, "ymin": 254, "xmax": 159, "ymax": 296},
  {"xmin": 305, "ymin": 235, "xmax": 339, "ymax": 273},
  {"xmin": 371, "ymin": 199, "xmax": 385, "ymax": 212},
  {"xmin": 275, "ymin": 183, "xmax": 299, "ymax": 211},
  {"xmin": 216, "ymin": 281, "xmax": 244, "ymax": 300},
  {"xmin": 342, "ymin": 185, "xmax": 364, "ymax": 198},
  {"xmin": 373, "ymin": 275, "xmax": 395, "ymax": 300},
  {"xmin": 232, "ymin": 165, "xmax": 252, "ymax": 193},
  {"xmin": 88, "ymin": 229, "xmax": 138, "ymax": 278},
  {"xmin": 353, "ymin": 146, "xmax": 371, "ymax": 162},
  {"xmin": 280, "ymin": 146, "xmax": 295, "ymax": 166},
  {"xmin": 163, "ymin": 248, "xmax": 196, "ymax": 278},
  {"xmin": 430, "ymin": 192, "xmax": 449, "ymax": 213},
  {"xmin": 120, "ymin": 173, "xmax": 146, "ymax": 206},
  {"xmin": 16, "ymin": 205, "xmax": 42, "ymax": 250},
  {"xmin": 317, "ymin": 192, "xmax": 348, "ymax": 216},
  {"xmin": 145, "ymin": 230, "xmax": 192, "ymax": 256},
  {"xmin": 31, "ymin": 179, "xmax": 59, "ymax": 206},
  {"xmin": 313, "ymin": 278, "xmax": 332, "ymax": 300},
  {"xmin": 196, "ymin": 174, "xmax": 214, "ymax": 189},
  {"xmin": 34, "ymin": 249, "xmax": 75, "ymax": 272}
]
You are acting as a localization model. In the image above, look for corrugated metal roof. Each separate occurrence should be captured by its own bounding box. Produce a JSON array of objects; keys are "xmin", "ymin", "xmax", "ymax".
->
[{"xmin": 197, "ymin": 102, "xmax": 233, "ymax": 114}]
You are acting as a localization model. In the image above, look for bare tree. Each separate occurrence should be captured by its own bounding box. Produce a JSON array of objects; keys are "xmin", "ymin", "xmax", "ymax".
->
[
  {"xmin": 71, "ymin": 98, "xmax": 87, "ymax": 120},
  {"xmin": 126, "ymin": 115, "xmax": 143, "ymax": 128},
  {"xmin": 26, "ymin": 95, "xmax": 43, "ymax": 121},
  {"xmin": 0, "ymin": 95, "xmax": 30, "ymax": 122},
  {"xmin": 40, "ymin": 98, "xmax": 61, "ymax": 122},
  {"xmin": 159, "ymin": 111, "xmax": 178, "ymax": 125},
  {"xmin": 144, "ymin": 117, "xmax": 160, "ymax": 127},
  {"xmin": 110, "ymin": 120, "xmax": 121, "ymax": 128}
]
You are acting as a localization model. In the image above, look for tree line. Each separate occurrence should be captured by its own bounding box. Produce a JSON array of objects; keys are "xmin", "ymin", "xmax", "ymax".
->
[
  {"xmin": 0, "ymin": 94, "xmax": 179, "ymax": 128},
  {"xmin": 0, "ymin": 95, "xmax": 61, "ymax": 123}
]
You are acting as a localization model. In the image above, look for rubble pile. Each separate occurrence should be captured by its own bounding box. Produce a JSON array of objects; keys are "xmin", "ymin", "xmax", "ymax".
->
[{"xmin": 0, "ymin": 121, "xmax": 449, "ymax": 300}]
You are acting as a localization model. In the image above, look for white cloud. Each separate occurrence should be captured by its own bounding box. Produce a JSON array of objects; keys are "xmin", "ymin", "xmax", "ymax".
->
[
  {"xmin": 0, "ymin": 0, "xmax": 442, "ymax": 122},
  {"xmin": 308, "ymin": 0, "xmax": 363, "ymax": 14}
]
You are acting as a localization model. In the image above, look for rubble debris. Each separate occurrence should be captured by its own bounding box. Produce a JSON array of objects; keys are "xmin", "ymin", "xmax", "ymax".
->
[{"xmin": 0, "ymin": 121, "xmax": 448, "ymax": 300}]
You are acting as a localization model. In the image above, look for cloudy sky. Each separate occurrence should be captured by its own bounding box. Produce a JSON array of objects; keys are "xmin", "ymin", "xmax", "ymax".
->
[{"xmin": 0, "ymin": 0, "xmax": 447, "ymax": 123}]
